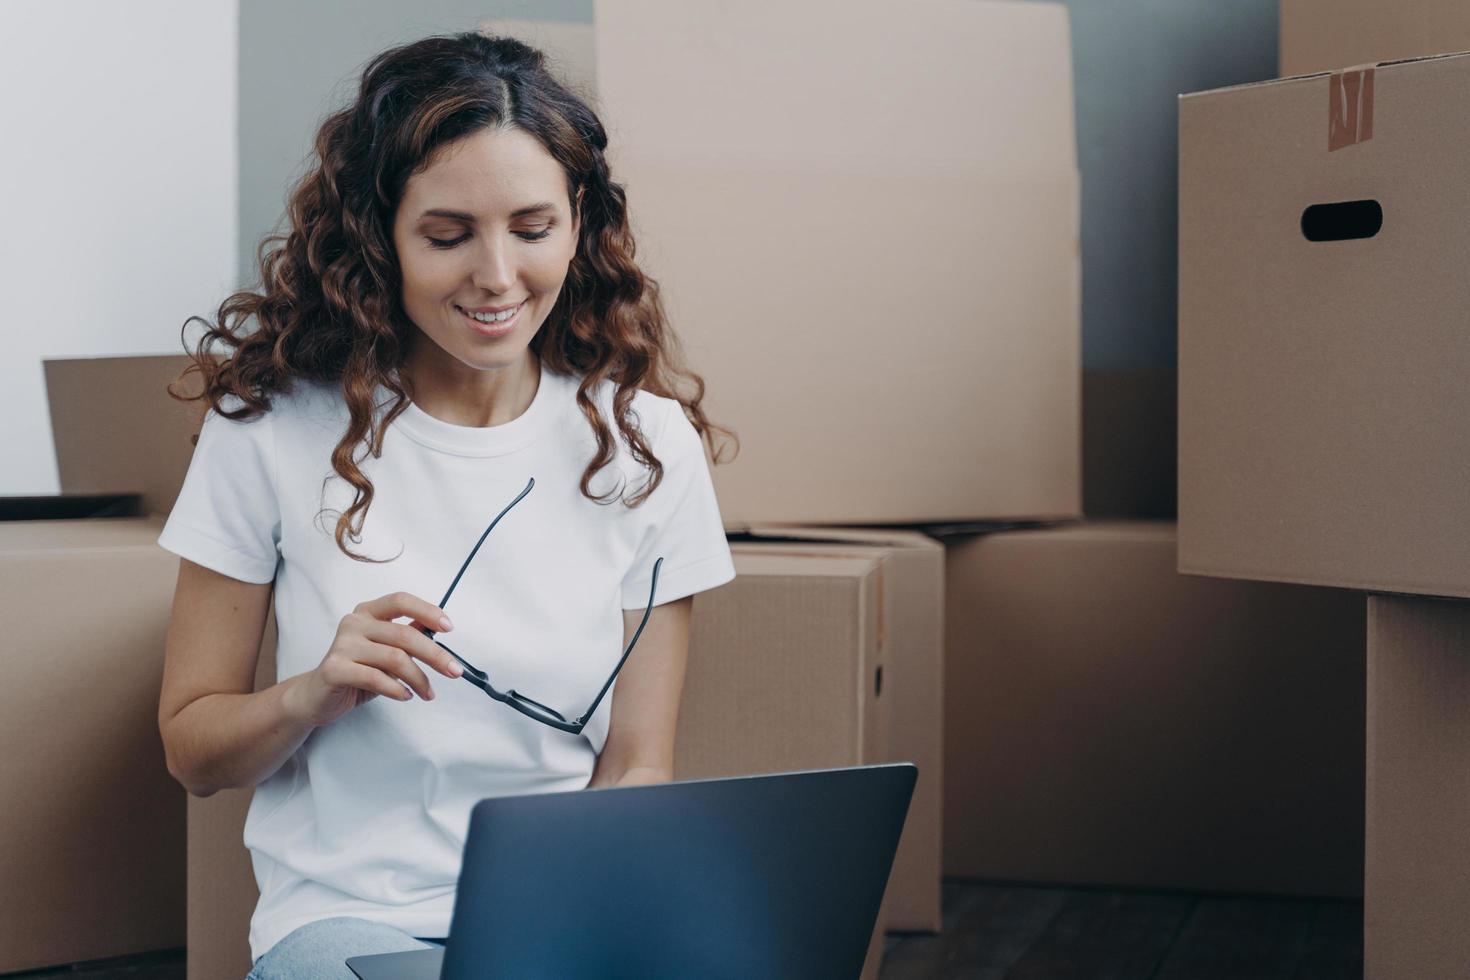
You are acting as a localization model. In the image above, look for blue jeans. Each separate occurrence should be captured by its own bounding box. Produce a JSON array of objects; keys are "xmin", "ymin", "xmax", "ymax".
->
[{"xmin": 245, "ymin": 915, "xmax": 448, "ymax": 979}]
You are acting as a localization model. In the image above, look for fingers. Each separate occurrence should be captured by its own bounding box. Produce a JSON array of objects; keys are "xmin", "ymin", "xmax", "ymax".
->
[
  {"xmin": 374, "ymin": 619, "xmax": 464, "ymax": 681},
  {"xmin": 343, "ymin": 594, "xmax": 465, "ymax": 705},
  {"xmin": 356, "ymin": 639, "xmax": 436, "ymax": 701},
  {"xmin": 345, "ymin": 658, "xmax": 417, "ymax": 702},
  {"xmin": 355, "ymin": 618, "xmax": 465, "ymax": 694},
  {"xmin": 355, "ymin": 591, "xmax": 453, "ymax": 633}
]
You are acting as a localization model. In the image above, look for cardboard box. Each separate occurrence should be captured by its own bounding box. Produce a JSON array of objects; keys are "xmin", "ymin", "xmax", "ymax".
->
[
  {"xmin": 0, "ymin": 355, "xmax": 214, "ymax": 972},
  {"xmin": 1281, "ymin": 0, "xmax": 1470, "ymax": 77},
  {"xmin": 1178, "ymin": 51, "xmax": 1470, "ymax": 599},
  {"xmin": 0, "ymin": 514, "xmax": 185, "ymax": 973},
  {"xmin": 943, "ymin": 521, "xmax": 1365, "ymax": 897},
  {"xmin": 593, "ymin": 0, "xmax": 1081, "ymax": 525},
  {"xmin": 675, "ymin": 546, "xmax": 891, "ymax": 977},
  {"xmin": 729, "ymin": 527, "xmax": 944, "ymax": 933},
  {"xmin": 1366, "ymin": 594, "xmax": 1470, "ymax": 979},
  {"xmin": 45, "ymin": 354, "xmax": 206, "ymax": 520}
]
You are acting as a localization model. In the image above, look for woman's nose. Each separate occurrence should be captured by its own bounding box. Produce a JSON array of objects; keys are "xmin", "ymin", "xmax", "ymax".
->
[{"xmin": 472, "ymin": 238, "xmax": 516, "ymax": 294}]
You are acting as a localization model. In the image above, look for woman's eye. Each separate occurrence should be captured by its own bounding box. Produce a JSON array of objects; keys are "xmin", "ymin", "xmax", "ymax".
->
[{"xmin": 424, "ymin": 228, "xmax": 553, "ymax": 249}]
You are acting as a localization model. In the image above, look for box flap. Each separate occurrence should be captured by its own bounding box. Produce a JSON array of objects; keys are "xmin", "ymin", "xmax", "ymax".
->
[
  {"xmin": 733, "ymin": 524, "xmax": 941, "ymax": 552},
  {"xmin": 1183, "ymin": 46, "xmax": 1470, "ymax": 101},
  {"xmin": 729, "ymin": 547, "xmax": 882, "ymax": 581},
  {"xmin": 45, "ymin": 354, "xmax": 205, "ymax": 520}
]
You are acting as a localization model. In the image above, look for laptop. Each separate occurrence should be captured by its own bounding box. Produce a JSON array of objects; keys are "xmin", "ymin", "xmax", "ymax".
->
[{"xmin": 346, "ymin": 762, "xmax": 916, "ymax": 980}]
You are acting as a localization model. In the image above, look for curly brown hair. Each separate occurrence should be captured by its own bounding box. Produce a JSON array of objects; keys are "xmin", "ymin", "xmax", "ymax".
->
[{"xmin": 168, "ymin": 31, "xmax": 736, "ymax": 564}]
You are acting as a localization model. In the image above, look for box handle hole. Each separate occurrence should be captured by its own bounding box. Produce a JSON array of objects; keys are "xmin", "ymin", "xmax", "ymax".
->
[{"xmin": 1301, "ymin": 199, "xmax": 1382, "ymax": 241}]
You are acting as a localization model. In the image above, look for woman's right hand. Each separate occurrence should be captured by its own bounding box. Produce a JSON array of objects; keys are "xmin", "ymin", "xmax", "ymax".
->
[{"xmin": 286, "ymin": 592, "xmax": 465, "ymax": 728}]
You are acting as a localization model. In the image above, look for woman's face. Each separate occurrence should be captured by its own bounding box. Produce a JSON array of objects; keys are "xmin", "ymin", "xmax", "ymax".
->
[{"xmin": 392, "ymin": 125, "xmax": 580, "ymax": 373}]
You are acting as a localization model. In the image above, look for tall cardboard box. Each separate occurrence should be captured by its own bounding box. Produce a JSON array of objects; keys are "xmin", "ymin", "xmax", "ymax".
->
[
  {"xmin": 943, "ymin": 522, "xmax": 1365, "ymax": 897},
  {"xmin": 1281, "ymin": 0, "xmax": 1470, "ymax": 77},
  {"xmin": 0, "ymin": 514, "xmax": 184, "ymax": 973},
  {"xmin": 1178, "ymin": 51, "xmax": 1470, "ymax": 600},
  {"xmin": 0, "ymin": 355, "xmax": 208, "ymax": 972},
  {"xmin": 676, "ymin": 547, "xmax": 893, "ymax": 978},
  {"xmin": 1366, "ymin": 594, "xmax": 1470, "ymax": 980},
  {"xmin": 726, "ymin": 528, "xmax": 944, "ymax": 934},
  {"xmin": 594, "ymin": 0, "xmax": 1081, "ymax": 525}
]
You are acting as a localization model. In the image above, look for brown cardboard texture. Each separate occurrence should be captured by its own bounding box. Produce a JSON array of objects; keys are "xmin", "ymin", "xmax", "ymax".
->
[
  {"xmin": 46, "ymin": 354, "xmax": 207, "ymax": 520},
  {"xmin": 676, "ymin": 546, "xmax": 890, "ymax": 977},
  {"xmin": 1281, "ymin": 0, "xmax": 1470, "ymax": 77},
  {"xmin": 593, "ymin": 0, "xmax": 1080, "ymax": 525},
  {"xmin": 1178, "ymin": 52, "xmax": 1470, "ymax": 599},
  {"xmin": 0, "ymin": 518, "xmax": 185, "ymax": 972},
  {"xmin": 732, "ymin": 526, "xmax": 943, "ymax": 932},
  {"xmin": 944, "ymin": 521, "xmax": 1365, "ymax": 897},
  {"xmin": 1366, "ymin": 594, "xmax": 1470, "ymax": 979},
  {"xmin": 0, "ymin": 355, "xmax": 206, "ymax": 971}
]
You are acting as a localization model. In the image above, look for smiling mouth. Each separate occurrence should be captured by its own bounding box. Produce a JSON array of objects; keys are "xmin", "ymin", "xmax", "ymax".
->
[{"xmin": 457, "ymin": 301, "xmax": 526, "ymax": 334}]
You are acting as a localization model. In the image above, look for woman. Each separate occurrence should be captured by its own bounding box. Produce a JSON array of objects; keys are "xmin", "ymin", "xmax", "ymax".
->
[{"xmin": 156, "ymin": 31, "xmax": 738, "ymax": 978}]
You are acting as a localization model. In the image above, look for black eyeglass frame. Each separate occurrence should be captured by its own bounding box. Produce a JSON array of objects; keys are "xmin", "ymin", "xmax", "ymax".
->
[{"xmin": 416, "ymin": 476, "xmax": 664, "ymax": 735}]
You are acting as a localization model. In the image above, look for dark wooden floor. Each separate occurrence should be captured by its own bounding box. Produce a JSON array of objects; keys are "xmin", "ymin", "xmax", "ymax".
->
[
  {"xmin": 881, "ymin": 881, "xmax": 1363, "ymax": 979},
  {"xmin": 5, "ymin": 881, "xmax": 1363, "ymax": 979}
]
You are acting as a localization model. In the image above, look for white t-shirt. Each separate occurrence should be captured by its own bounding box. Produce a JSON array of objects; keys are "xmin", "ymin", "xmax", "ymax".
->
[{"xmin": 157, "ymin": 356, "xmax": 736, "ymax": 961}]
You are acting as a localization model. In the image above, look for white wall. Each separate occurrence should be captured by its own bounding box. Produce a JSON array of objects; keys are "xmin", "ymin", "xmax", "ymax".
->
[{"xmin": 1, "ymin": 0, "xmax": 237, "ymax": 495}]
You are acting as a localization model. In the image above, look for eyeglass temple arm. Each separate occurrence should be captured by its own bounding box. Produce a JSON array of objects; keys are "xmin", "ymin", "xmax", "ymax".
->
[
  {"xmin": 437, "ymin": 476, "xmax": 535, "ymax": 611},
  {"xmin": 575, "ymin": 556, "xmax": 664, "ymax": 727}
]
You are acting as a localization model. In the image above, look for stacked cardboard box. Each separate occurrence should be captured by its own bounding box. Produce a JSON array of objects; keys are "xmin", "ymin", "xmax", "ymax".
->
[
  {"xmin": 593, "ymin": 0, "xmax": 1081, "ymax": 527},
  {"xmin": 702, "ymin": 528, "xmax": 945, "ymax": 935},
  {"xmin": 1183, "ymin": 11, "xmax": 1470, "ymax": 974},
  {"xmin": 0, "ymin": 513, "xmax": 183, "ymax": 973},
  {"xmin": 678, "ymin": 546, "xmax": 892, "ymax": 977},
  {"xmin": 1364, "ymin": 596, "xmax": 1470, "ymax": 978},
  {"xmin": 942, "ymin": 522, "xmax": 1364, "ymax": 897},
  {"xmin": 0, "ymin": 355, "xmax": 207, "ymax": 973}
]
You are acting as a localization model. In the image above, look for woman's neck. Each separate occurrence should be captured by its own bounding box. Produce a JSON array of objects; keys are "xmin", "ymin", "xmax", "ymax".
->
[{"xmin": 402, "ymin": 347, "xmax": 540, "ymax": 428}]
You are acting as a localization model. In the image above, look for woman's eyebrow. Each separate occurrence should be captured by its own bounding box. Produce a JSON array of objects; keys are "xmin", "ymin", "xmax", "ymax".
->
[{"xmin": 418, "ymin": 202, "xmax": 556, "ymax": 223}]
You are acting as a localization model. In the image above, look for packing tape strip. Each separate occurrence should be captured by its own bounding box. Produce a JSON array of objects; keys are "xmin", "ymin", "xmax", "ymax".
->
[{"xmin": 1328, "ymin": 63, "xmax": 1376, "ymax": 151}]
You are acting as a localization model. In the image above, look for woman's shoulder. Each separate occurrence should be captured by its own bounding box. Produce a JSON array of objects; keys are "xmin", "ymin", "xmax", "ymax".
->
[
  {"xmin": 197, "ymin": 377, "xmax": 359, "ymax": 465},
  {"xmin": 571, "ymin": 370, "xmax": 681, "ymax": 446},
  {"xmin": 206, "ymin": 375, "xmax": 335, "ymax": 419}
]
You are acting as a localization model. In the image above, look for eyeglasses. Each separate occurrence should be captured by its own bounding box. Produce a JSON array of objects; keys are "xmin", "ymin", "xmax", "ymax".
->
[{"xmin": 416, "ymin": 476, "xmax": 663, "ymax": 735}]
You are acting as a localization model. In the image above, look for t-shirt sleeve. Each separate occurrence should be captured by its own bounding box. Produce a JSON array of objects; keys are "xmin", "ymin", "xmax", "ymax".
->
[
  {"xmin": 619, "ymin": 400, "xmax": 736, "ymax": 609},
  {"xmin": 156, "ymin": 402, "xmax": 282, "ymax": 584}
]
